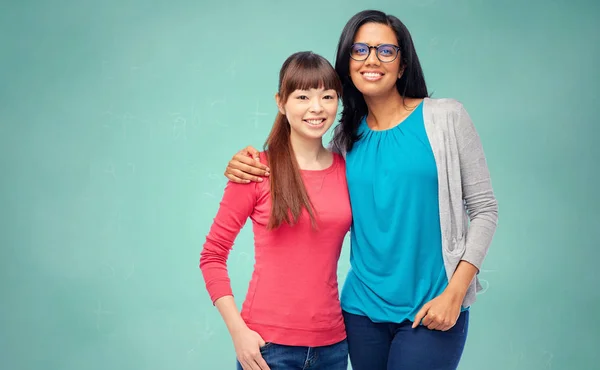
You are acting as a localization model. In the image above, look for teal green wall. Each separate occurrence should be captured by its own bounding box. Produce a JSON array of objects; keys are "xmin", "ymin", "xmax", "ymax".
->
[{"xmin": 1, "ymin": 0, "xmax": 598, "ymax": 369}]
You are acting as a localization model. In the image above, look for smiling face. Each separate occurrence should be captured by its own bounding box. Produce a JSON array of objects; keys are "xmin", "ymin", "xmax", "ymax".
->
[
  {"xmin": 349, "ymin": 22, "xmax": 405, "ymax": 99},
  {"xmin": 277, "ymin": 87, "xmax": 338, "ymax": 141}
]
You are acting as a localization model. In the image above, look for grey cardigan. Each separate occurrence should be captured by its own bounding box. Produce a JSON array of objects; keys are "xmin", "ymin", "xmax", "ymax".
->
[{"xmin": 330, "ymin": 97, "xmax": 499, "ymax": 308}]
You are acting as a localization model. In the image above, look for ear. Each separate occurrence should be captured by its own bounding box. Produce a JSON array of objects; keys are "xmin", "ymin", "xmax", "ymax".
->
[
  {"xmin": 398, "ymin": 66, "xmax": 405, "ymax": 79},
  {"xmin": 275, "ymin": 93, "xmax": 285, "ymax": 115}
]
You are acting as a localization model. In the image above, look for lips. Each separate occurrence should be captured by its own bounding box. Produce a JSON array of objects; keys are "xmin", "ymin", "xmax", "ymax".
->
[
  {"xmin": 304, "ymin": 118, "xmax": 326, "ymax": 126},
  {"xmin": 361, "ymin": 71, "xmax": 384, "ymax": 81}
]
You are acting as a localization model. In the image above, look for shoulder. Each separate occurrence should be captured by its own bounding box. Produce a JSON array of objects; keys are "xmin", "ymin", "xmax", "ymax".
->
[
  {"xmin": 258, "ymin": 151, "xmax": 270, "ymax": 165},
  {"xmin": 423, "ymin": 97, "xmax": 475, "ymax": 133},
  {"xmin": 423, "ymin": 97, "xmax": 466, "ymax": 116},
  {"xmin": 332, "ymin": 152, "xmax": 346, "ymax": 167},
  {"xmin": 252, "ymin": 151, "xmax": 271, "ymax": 196}
]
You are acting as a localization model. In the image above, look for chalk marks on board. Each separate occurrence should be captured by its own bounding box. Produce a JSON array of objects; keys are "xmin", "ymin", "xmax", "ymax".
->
[
  {"xmin": 89, "ymin": 161, "xmax": 136, "ymax": 182},
  {"xmin": 101, "ymin": 263, "xmax": 116, "ymax": 279},
  {"xmin": 227, "ymin": 61, "xmax": 237, "ymax": 80},
  {"xmin": 93, "ymin": 300, "xmax": 114, "ymax": 332},
  {"xmin": 100, "ymin": 261, "xmax": 136, "ymax": 281},
  {"xmin": 200, "ymin": 315, "xmax": 216, "ymax": 342},
  {"xmin": 103, "ymin": 106, "xmax": 151, "ymax": 141},
  {"xmin": 476, "ymin": 268, "xmax": 497, "ymax": 295},
  {"xmin": 210, "ymin": 99, "xmax": 226, "ymax": 108},
  {"xmin": 250, "ymin": 100, "xmax": 269, "ymax": 129},
  {"xmin": 478, "ymin": 278, "xmax": 490, "ymax": 295},
  {"xmin": 102, "ymin": 210, "xmax": 122, "ymax": 236},
  {"xmin": 509, "ymin": 341, "xmax": 556, "ymax": 369},
  {"xmin": 542, "ymin": 350, "xmax": 554, "ymax": 369},
  {"xmin": 171, "ymin": 112, "xmax": 188, "ymax": 140},
  {"xmin": 235, "ymin": 251, "xmax": 252, "ymax": 266},
  {"xmin": 187, "ymin": 315, "xmax": 216, "ymax": 354},
  {"xmin": 203, "ymin": 192, "xmax": 216, "ymax": 199},
  {"xmin": 429, "ymin": 36, "xmax": 440, "ymax": 51},
  {"xmin": 451, "ymin": 38, "xmax": 463, "ymax": 55},
  {"xmin": 124, "ymin": 262, "xmax": 136, "ymax": 281},
  {"xmin": 105, "ymin": 163, "xmax": 117, "ymax": 180}
]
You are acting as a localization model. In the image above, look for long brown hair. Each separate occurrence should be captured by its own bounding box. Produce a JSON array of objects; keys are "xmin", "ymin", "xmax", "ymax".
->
[{"xmin": 264, "ymin": 51, "xmax": 342, "ymax": 230}]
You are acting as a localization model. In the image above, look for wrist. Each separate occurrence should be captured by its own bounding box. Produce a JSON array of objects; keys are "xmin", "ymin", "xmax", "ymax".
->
[
  {"xmin": 445, "ymin": 284, "xmax": 467, "ymax": 303},
  {"xmin": 227, "ymin": 318, "xmax": 248, "ymax": 335}
]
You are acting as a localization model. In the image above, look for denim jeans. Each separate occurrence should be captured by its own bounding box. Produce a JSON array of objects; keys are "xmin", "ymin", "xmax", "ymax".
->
[
  {"xmin": 343, "ymin": 310, "xmax": 469, "ymax": 370},
  {"xmin": 236, "ymin": 339, "xmax": 348, "ymax": 370}
]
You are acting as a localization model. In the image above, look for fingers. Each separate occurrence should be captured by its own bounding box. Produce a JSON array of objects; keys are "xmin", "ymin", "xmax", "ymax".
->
[
  {"xmin": 224, "ymin": 157, "xmax": 270, "ymax": 184},
  {"xmin": 421, "ymin": 312, "xmax": 456, "ymax": 331},
  {"xmin": 426, "ymin": 316, "xmax": 440, "ymax": 331},
  {"xmin": 255, "ymin": 337, "xmax": 270, "ymax": 369},
  {"xmin": 240, "ymin": 354, "xmax": 270, "ymax": 370},
  {"xmin": 233, "ymin": 154, "xmax": 270, "ymax": 173},
  {"xmin": 225, "ymin": 171, "xmax": 251, "ymax": 184},
  {"xmin": 240, "ymin": 358, "xmax": 260, "ymax": 370},
  {"xmin": 226, "ymin": 168, "xmax": 263, "ymax": 183},
  {"xmin": 232, "ymin": 158, "xmax": 270, "ymax": 177},
  {"xmin": 422, "ymin": 312, "xmax": 435, "ymax": 328},
  {"xmin": 243, "ymin": 146, "xmax": 261, "ymax": 160},
  {"xmin": 439, "ymin": 318, "xmax": 457, "ymax": 331},
  {"xmin": 412, "ymin": 305, "xmax": 429, "ymax": 328},
  {"xmin": 255, "ymin": 354, "xmax": 271, "ymax": 370}
]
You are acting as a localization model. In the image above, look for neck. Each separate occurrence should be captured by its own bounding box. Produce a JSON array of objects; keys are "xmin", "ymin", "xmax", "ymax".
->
[
  {"xmin": 289, "ymin": 134, "xmax": 327, "ymax": 170},
  {"xmin": 364, "ymin": 88, "xmax": 407, "ymax": 130}
]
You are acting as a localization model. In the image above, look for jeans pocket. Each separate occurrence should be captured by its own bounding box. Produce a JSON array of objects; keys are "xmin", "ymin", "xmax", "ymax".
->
[{"xmin": 259, "ymin": 342, "xmax": 273, "ymax": 353}]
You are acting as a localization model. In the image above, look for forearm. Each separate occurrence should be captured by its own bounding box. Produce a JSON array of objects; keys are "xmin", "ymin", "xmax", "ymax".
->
[
  {"xmin": 214, "ymin": 295, "xmax": 247, "ymax": 335},
  {"xmin": 445, "ymin": 260, "xmax": 479, "ymax": 303}
]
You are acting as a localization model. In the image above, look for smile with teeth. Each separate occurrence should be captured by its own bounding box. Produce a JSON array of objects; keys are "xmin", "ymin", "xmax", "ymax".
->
[
  {"xmin": 304, "ymin": 118, "xmax": 326, "ymax": 126},
  {"xmin": 362, "ymin": 72, "xmax": 384, "ymax": 81}
]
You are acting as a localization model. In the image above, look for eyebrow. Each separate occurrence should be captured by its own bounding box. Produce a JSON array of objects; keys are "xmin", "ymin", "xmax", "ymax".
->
[{"xmin": 354, "ymin": 42, "xmax": 397, "ymax": 46}]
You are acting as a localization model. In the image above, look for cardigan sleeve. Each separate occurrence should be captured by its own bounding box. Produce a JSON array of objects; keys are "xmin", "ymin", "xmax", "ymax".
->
[{"xmin": 454, "ymin": 104, "xmax": 499, "ymax": 271}]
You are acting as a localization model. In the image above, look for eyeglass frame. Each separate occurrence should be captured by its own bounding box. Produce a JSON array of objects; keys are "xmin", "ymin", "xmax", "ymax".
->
[{"xmin": 349, "ymin": 43, "xmax": 401, "ymax": 63}]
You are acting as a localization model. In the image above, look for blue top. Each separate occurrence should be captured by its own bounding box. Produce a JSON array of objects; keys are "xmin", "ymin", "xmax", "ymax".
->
[{"xmin": 340, "ymin": 100, "xmax": 451, "ymax": 323}]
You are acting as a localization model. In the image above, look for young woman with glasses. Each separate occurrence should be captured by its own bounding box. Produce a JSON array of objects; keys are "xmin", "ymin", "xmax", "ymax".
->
[{"xmin": 220, "ymin": 10, "xmax": 498, "ymax": 370}]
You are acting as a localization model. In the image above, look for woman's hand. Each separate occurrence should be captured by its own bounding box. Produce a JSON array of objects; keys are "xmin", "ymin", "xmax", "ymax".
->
[
  {"xmin": 224, "ymin": 146, "xmax": 270, "ymax": 183},
  {"xmin": 412, "ymin": 289, "xmax": 463, "ymax": 331},
  {"xmin": 232, "ymin": 325, "xmax": 271, "ymax": 370}
]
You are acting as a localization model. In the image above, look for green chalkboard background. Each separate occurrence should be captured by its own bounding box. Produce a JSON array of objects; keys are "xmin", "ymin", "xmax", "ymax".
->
[{"xmin": 1, "ymin": 0, "xmax": 598, "ymax": 369}]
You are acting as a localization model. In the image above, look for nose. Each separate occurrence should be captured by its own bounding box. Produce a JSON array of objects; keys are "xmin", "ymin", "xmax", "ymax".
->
[
  {"xmin": 365, "ymin": 47, "xmax": 380, "ymax": 66},
  {"xmin": 309, "ymin": 98, "xmax": 324, "ymax": 113}
]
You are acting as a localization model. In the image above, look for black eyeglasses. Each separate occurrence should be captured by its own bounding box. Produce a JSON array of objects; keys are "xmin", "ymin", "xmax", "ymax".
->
[{"xmin": 350, "ymin": 43, "xmax": 401, "ymax": 63}]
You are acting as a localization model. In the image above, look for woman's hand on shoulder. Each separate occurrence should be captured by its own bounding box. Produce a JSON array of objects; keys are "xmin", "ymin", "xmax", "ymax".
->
[{"xmin": 225, "ymin": 146, "xmax": 270, "ymax": 184}]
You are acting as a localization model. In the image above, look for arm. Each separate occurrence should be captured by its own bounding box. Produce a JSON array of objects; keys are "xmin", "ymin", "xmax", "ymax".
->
[
  {"xmin": 200, "ymin": 180, "xmax": 256, "ymax": 301},
  {"xmin": 454, "ymin": 104, "xmax": 498, "ymax": 271},
  {"xmin": 413, "ymin": 103, "xmax": 498, "ymax": 331},
  {"xmin": 200, "ymin": 181, "xmax": 270, "ymax": 370},
  {"xmin": 224, "ymin": 146, "xmax": 271, "ymax": 184},
  {"xmin": 214, "ymin": 296, "xmax": 269, "ymax": 370},
  {"xmin": 442, "ymin": 104, "xmax": 499, "ymax": 303},
  {"xmin": 226, "ymin": 128, "xmax": 344, "ymax": 184}
]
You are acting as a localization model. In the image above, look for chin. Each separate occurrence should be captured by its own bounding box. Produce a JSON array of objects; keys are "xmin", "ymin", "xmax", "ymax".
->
[
  {"xmin": 352, "ymin": 79, "xmax": 397, "ymax": 98},
  {"xmin": 299, "ymin": 129, "xmax": 328, "ymax": 140},
  {"xmin": 358, "ymin": 84, "xmax": 397, "ymax": 99}
]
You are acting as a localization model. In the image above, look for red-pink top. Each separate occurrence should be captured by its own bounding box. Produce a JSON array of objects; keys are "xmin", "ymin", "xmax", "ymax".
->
[{"xmin": 200, "ymin": 152, "xmax": 352, "ymax": 347}]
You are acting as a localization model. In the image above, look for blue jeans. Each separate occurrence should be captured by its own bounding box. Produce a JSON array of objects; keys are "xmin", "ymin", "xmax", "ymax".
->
[
  {"xmin": 236, "ymin": 339, "xmax": 348, "ymax": 370},
  {"xmin": 343, "ymin": 310, "xmax": 469, "ymax": 370}
]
